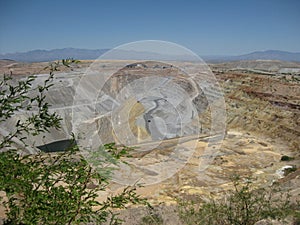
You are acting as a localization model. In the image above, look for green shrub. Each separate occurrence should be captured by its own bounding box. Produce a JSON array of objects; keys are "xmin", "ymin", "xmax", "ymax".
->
[
  {"xmin": 281, "ymin": 155, "xmax": 294, "ymax": 161},
  {"xmin": 0, "ymin": 143, "xmax": 148, "ymax": 224}
]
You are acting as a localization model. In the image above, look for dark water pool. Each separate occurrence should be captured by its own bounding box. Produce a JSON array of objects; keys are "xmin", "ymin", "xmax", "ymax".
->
[{"xmin": 37, "ymin": 139, "xmax": 77, "ymax": 153}]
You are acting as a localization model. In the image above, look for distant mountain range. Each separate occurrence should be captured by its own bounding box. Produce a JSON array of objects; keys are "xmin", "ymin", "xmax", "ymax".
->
[
  {"xmin": 227, "ymin": 50, "xmax": 300, "ymax": 62},
  {"xmin": 0, "ymin": 48, "xmax": 109, "ymax": 62},
  {"xmin": 0, "ymin": 48, "xmax": 300, "ymax": 63}
]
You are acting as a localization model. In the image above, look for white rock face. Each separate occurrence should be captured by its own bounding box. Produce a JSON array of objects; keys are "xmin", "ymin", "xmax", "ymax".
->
[
  {"xmin": 278, "ymin": 67, "xmax": 300, "ymax": 74},
  {"xmin": 70, "ymin": 61, "xmax": 225, "ymax": 151},
  {"xmin": 276, "ymin": 165, "xmax": 295, "ymax": 178}
]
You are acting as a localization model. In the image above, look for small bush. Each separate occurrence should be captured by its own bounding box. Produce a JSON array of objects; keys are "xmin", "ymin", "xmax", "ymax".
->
[{"xmin": 281, "ymin": 155, "xmax": 294, "ymax": 161}]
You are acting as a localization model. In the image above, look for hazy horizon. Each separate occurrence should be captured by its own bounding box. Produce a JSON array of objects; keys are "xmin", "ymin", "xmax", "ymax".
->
[
  {"xmin": 1, "ymin": 47, "xmax": 300, "ymax": 58},
  {"xmin": 1, "ymin": 0, "xmax": 300, "ymax": 55}
]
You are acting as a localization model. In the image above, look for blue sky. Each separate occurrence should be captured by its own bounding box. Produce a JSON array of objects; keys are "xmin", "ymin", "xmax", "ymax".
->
[{"xmin": 0, "ymin": 0, "xmax": 299, "ymax": 55}]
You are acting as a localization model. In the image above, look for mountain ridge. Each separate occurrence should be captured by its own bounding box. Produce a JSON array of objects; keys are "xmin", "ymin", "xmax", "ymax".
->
[{"xmin": 1, "ymin": 48, "xmax": 300, "ymax": 62}]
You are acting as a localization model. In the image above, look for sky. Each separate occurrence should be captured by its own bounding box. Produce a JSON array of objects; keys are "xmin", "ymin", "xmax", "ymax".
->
[{"xmin": 0, "ymin": 0, "xmax": 299, "ymax": 55}]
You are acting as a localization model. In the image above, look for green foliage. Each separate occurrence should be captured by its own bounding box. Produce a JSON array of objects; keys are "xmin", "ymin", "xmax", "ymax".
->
[
  {"xmin": 84, "ymin": 143, "xmax": 135, "ymax": 180},
  {"xmin": 1, "ymin": 146, "xmax": 98, "ymax": 224},
  {"xmin": 0, "ymin": 60, "xmax": 149, "ymax": 224},
  {"xmin": 0, "ymin": 145, "xmax": 147, "ymax": 224},
  {"xmin": 104, "ymin": 143, "xmax": 133, "ymax": 161},
  {"xmin": 280, "ymin": 155, "xmax": 294, "ymax": 161},
  {"xmin": 178, "ymin": 176, "xmax": 297, "ymax": 225}
]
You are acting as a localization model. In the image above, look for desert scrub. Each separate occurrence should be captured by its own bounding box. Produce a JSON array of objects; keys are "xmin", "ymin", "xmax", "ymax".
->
[
  {"xmin": 178, "ymin": 176, "xmax": 297, "ymax": 225},
  {"xmin": 0, "ymin": 59, "xmax": 149, "ymax": 224},
  {"xmin": 140, "ymin": 207, "xmax": 164, "ymax": 225}
]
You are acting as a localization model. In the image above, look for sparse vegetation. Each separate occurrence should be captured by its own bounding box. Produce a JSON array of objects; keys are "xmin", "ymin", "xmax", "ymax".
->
[
  {"xmin": 140, "ymin": 207, "xmax": 164, "ymax": 225},
  {"xmin": 0, "ymin": 60, "xmax": 149, "ymax": 224},
  {"xmin": 177, "ymin": 176, "xmax": 299, "ymax": 225}
]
